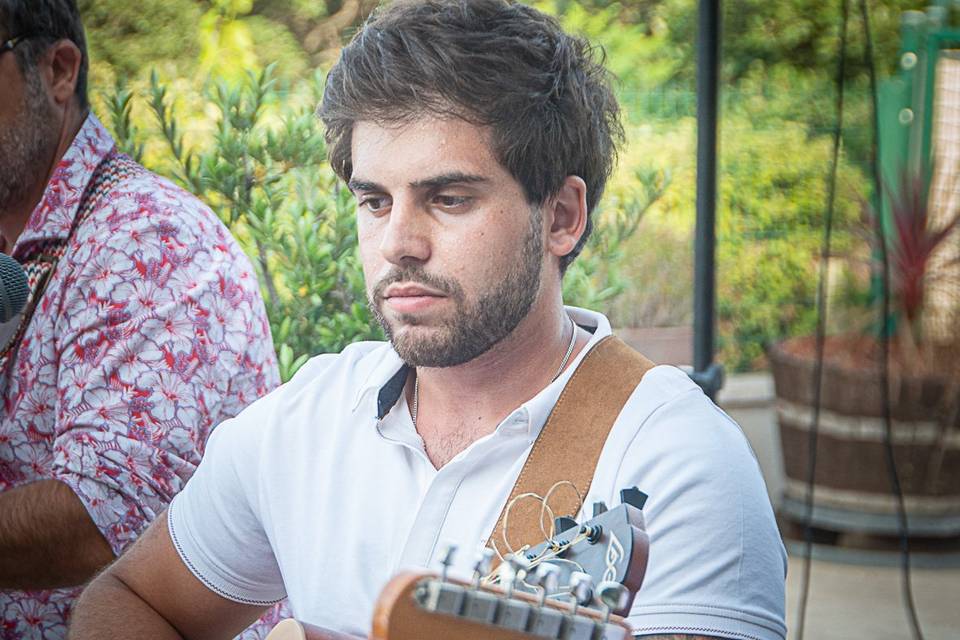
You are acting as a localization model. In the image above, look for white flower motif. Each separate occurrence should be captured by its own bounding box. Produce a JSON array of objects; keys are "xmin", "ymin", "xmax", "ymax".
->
[
  {"xmin": 0, "ymin": 115, "xmax": 280, "ymax": 635},
  {"xmin": 140, "ymin": 314, "xmax": 198, "ymax": 352}
]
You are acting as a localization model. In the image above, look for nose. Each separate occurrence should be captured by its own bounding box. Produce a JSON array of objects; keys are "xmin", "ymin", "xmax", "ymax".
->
[{"xmin": 379, "ymin": 195, "xmax": 431, "ymax": 267}]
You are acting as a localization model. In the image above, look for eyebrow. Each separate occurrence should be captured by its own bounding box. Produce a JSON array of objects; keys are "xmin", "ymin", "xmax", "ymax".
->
[
  {"xmin": 410, "ymin": 172, "xmax": 488, "ymax": 190},
  {"xmin": 348, "ymin": 172, "xmax": 488, "ymax": 194},
  {"xmin": 347, "ymin": 179, "xmax": 384, "ymax": 193}
]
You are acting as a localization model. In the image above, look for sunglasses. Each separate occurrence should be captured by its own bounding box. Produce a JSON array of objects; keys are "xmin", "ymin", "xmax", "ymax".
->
[{"xmin": 0, "ymin": 34, "xmax": 39, "ymax": 55}]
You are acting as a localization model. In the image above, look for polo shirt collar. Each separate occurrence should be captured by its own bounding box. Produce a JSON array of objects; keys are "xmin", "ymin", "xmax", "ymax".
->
[
  {"xmin": 355, "ymin": 306, "xmax": 613, "ymax": 439},
  {"xmin": 12, "ymin": 113, "xmax": 114, "ymax": 257},
  {"xmin": 350, "ymin": 345, "xmax": 408, "ymax": 418}
]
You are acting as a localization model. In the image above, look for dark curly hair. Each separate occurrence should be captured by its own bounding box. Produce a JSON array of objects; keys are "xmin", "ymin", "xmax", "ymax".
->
[{"xmin": 319, "ymin": 0, "xmax": 623, "ymax": 271}]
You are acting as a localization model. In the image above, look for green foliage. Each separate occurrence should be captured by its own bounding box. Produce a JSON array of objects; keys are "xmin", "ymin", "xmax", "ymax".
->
[
  {"xmin": 80, "ymin": 0, "xmax": 204, "ymax": 80},
  {"xmin": 536, "ymin": 0, "xmax": 682, "ymax": 96},
  {"xmin": 563, "ymin": 167, "xmax": 670, "ymax": 310},
  {"xmin": 105, "ymin": 76, "xmax": 144, "ymax": 163},
  {"xmin": 716, "ymin": 119, "xmax": 863, "ymax": 370}
]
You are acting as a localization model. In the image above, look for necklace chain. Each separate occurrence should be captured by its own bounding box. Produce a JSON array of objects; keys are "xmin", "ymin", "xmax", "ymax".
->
[{"xmin": 411, "ymin": 317, "xmax": 577, "ymax": 427}]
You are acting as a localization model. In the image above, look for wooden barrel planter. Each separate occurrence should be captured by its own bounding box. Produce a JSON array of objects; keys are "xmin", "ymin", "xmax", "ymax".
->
[{"xmin": 768, "ymin": 337, "xmax": 960, "ymax": 537}]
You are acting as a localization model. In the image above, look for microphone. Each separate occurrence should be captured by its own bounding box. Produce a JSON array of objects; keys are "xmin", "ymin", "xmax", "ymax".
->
[{"xmin": 0, "ymin": 254, "xmax": 29, "ymax": 323}]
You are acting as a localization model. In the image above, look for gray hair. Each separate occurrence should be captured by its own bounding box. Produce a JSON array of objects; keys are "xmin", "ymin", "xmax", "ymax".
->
[{"xmin": 0, "ymin": 0, "xmax": 88, "ymax": 109}]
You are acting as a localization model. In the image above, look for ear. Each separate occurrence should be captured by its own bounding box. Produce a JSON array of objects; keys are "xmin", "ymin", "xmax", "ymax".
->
[
  {"xmin": 41, "ymin": 39, "xmax": 83, "ymax": 108},
  {"xmin": 545, "ymin": 175, "xmax": 588, "ymax": 261}
]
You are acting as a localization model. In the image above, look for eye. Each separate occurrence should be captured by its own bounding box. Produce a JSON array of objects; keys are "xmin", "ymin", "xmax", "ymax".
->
[
  {"xmin": 432, "ymin": 194, "xmax": 470, "ymax": 209},
  {"xmin": 359, "ymin": 195, "xmax": 391, "ymax": 215}
]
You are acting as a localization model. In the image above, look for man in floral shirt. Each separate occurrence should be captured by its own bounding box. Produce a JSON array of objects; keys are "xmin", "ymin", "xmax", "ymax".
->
[{"xmin": 0, "ymin": 1, "xmax": 281, "ymax": 637}]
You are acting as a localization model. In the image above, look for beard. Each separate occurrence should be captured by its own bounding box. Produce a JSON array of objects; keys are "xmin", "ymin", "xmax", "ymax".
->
[
  {"xmin": 369, "ymin": 207, "xmax": 544, "ymax": 368},
  {"xmin": 0, "ymin": 70, "xmax": 58, "ymax": 213}
]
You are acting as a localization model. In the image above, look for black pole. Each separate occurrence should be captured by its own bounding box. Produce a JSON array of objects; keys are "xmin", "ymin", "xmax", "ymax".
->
[{"xmin": 691, "ymin": 0, "xmax": 724, "ymax": 399}]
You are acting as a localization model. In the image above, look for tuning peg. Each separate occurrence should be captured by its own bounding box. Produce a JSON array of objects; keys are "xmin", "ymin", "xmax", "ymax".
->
[
  {"xmin": 499, "ymin": 554, "xmax": 520, "ymax": 597},
  {"xmin": 592, "ymin": 501, "xmax": 608, "ymax": 517},
  {"xmin": 506, "ymin": 553, "xmax": 531, "ymax": 594},
  {"xmin": 596, "ymin": 581, "xmax": 631, "ymax": 624},
  {"xmin": 528, "ymin": 562, "xmax": 561, "ymax": 607},
  {"xmin": 437, "ymin": 543, "xmax": 457, "ymax": 582},
  {"xmin": 554, "ymin": 515, "xmax": 579, "ymax": 534},
  {"xmin": 620, "ymin": 486, "xmax": 648, "ymax": 510},
  {"xmin": 524, "ymin": 562, "xmax": 565, "ymax": 637},
  {"xmin": 568, "ymin": 571, "xmax": 594, "ymax": 616},
  {"xmin": 492, "ymin": 553, "xmax": 533, "ymax": 600},
  {"xmin": 471, "ymin": 548, "xmax": 495, "ymax": 589},
  {"xmin": 579, "ymin": 522, "xmax": 603, "ymax": 544}
]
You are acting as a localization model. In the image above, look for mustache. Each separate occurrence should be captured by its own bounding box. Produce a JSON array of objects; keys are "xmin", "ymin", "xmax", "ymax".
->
[{"xmin": 371, "ymin": 267, "xmax": 465, "ymax": 304}]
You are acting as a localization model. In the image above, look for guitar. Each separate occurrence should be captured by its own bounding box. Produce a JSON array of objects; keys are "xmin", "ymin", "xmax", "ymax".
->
[{"xmin": 266, "ymin": 494, "xmax": 649, "ymax": 640}]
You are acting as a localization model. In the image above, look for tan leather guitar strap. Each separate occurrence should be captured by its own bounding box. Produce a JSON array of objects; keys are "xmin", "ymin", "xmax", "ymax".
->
[{"xmin": 485, "ymin": 335, "xmax": 655, "ymax": 559}]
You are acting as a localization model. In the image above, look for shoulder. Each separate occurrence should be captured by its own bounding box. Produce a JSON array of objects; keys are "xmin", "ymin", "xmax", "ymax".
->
[
  {"xmin": 83, "ymin": 157, "xmax": 221, "ymax": 235},
  {"xmin": 69, "ymin": 157, "xmax": 255, "ymax": 281},
  {"xmin": 61, "ymin": 158, "xmax": 265, "ymax": 318},
  {"xmin": 619, "ymin": 365, "xmax": 758, "ymax": 466},
  {"xmin": 603, "ymin": 363, "xmax": 786, "ymax": 577},
  {"xmin": 609, "ymin": 369, "xmax": 787, "ymax": 639},
  {"xmin": 206, "ymin": 340, "xmax": 394, "ymax": 446}
]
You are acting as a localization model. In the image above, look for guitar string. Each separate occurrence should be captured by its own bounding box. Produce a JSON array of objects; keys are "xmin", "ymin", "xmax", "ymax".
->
[
  {"xmin": 500, "ymin": 479, "xmax": 584, "ymax": 556},
  {"xmin": 483, "ymin": 479, "xmax": 588, "ymax": 588}
]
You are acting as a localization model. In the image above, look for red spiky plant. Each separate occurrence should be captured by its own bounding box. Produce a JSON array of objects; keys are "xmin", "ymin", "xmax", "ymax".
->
[{"xmin": 879, "ymin": 166, "xmax": 960, "ymax": 367}]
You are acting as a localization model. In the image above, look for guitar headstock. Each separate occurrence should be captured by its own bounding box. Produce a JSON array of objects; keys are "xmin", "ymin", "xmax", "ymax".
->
[
  {"xmin": 369, "ymin": 497, "xmax": 650, "ymax": 640},
  {"xmin": 487, "ymin": 500, "xmax": 649, "ymax": 617}
]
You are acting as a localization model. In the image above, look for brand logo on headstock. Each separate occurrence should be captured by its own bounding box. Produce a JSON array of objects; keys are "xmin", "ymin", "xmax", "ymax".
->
[{"xmin": 602, "ymin": 532, "xmax": 624, "ymax": 582}]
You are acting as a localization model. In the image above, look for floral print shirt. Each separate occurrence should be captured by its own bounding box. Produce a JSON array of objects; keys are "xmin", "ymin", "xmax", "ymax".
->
[{"xmin": 0, "ymin": 115, "xmax": 281, "ymax": 638}]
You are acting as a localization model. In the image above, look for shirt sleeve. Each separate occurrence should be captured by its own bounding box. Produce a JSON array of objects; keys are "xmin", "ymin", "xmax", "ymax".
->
[
  {"xmin": 166, "ymin": 353, "xmax": 339, "ymax": 607},
  {"xmin": 49, "ymin": 194, "xmax": 279, "ymax": 556},
  {"xmin": 617, "ymin": 378, "xmax": 788, "ymax": 640},
  {"xmin": 167, "ymin": 402, "xmax": 286, "ymax": 606}
]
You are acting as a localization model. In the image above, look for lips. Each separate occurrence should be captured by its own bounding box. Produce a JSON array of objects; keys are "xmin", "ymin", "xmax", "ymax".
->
[
  {"xmin": 383, "ymin": 283, "xmax": 446, "ymax": 299},
  {"xmin": 381, "ymin": 282, "xmax": 447, "ymax": 314}
]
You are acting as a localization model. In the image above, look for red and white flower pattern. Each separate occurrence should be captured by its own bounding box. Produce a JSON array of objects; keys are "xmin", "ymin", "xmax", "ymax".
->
[{"xmin": 0, "ymin": 115, "xmax": 283, "ymax": 638}]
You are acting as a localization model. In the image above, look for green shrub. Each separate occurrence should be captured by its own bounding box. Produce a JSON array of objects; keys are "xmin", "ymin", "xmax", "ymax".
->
[{"xmin": 716, "ymin": 118, "xmax": 864, "ymax": 370}]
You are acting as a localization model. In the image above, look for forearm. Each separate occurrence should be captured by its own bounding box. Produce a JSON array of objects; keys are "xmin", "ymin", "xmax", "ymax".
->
[
  {"xmin": 0, "ymin": 478, "xmax": 114, "ymax": 589},
  {"xmin": 70, "ymin": 570, "xmax": 184, "ymax": 639}
]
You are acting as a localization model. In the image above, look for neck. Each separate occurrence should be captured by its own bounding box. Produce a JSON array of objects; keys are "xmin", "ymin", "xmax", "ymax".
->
[
  {"xmin": 0, "ymin": 107, "xmax": 88, "ymax": 251},
  {"xmin": 412, "ymin": 290, "xmax": 588, "ymax": 436}
]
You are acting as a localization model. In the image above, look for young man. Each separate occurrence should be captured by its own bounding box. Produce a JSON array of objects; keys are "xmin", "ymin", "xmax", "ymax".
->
[
  {"xmin": 71, "ymin": 1, "xmax": 787, "ymax": 639},
  {"xmin": 0, "ymin": 1, "xmax": 281, "ymax": 637}
]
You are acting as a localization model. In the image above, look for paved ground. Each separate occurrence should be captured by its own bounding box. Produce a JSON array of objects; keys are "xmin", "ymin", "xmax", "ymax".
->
[
  {"xmin": 784, "ymin": 558, "xmax": 959, "ymax": 639},
  {"xmin": 717, "ymin": 373, "xmax": 960, "ymax": 640}
]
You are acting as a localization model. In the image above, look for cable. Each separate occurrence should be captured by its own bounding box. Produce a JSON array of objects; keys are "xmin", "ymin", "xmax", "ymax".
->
[
  {"xmin": 794, "ymin": 1, "xmax": 849, "ymax": 637},
  {"xmin": 858, "ymin": 2, "xmax": 925, "ymax": 638}
]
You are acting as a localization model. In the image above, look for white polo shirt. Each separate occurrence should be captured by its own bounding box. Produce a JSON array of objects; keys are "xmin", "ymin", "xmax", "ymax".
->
[{"xmin": 168, "ymin": 307, "xmax": 787, "ymax": 639}]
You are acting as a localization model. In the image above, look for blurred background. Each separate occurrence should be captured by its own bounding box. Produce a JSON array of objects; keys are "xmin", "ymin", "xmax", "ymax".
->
[{"xmin": 76, "ymin": 0, "xmax": 959, "ymax": 637}]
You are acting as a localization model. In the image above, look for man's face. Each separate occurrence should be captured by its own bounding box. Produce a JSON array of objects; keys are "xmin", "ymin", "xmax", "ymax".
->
[
  {"xmin": 0, "ymin": 47, "xmax": 58, "ymax": 214},
  {"xmin": 351, "ymin": 116, "xmax": 546, "ymax": 368}
]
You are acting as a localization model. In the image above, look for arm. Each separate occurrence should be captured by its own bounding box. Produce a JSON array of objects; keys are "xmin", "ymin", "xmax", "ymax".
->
[
  {"xmin": 42, "ymin": 197, "xmax": 278, "ymax": 587},
  {"xmin": 614, "ymin": 375, "xmax": 787, "ymax": 640},
  {"xmin": 70, "ymin": 514, "xmax": 265, "ymax": 639},
  {"xmin": 71, "ymin": 516, "xmax": 362, "ymax": 640},
  {"xmin": 0, "ymin": 479, "xmax": 113, "ymax": 589}
]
